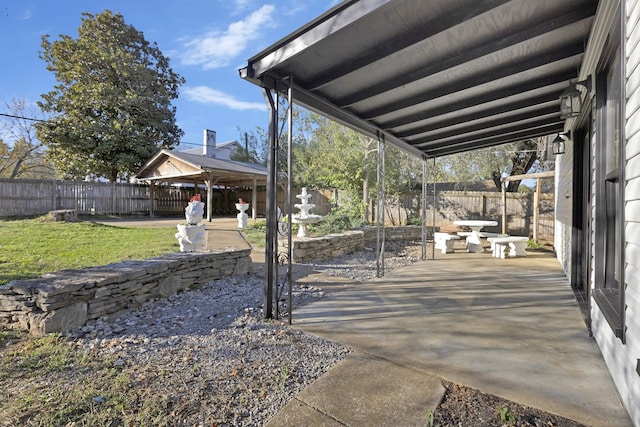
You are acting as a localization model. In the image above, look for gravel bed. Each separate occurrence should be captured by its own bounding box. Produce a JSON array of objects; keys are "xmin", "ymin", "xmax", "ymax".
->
[{"xmin": 69, "ymin": 241, "xmax": 425, "ymax": 426}]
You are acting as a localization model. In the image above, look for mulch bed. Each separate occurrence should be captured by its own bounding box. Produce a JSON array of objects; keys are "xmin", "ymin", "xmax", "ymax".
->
[{"xmin": 432, "ymin": 382, "xmax": 586, "ymax": 427}]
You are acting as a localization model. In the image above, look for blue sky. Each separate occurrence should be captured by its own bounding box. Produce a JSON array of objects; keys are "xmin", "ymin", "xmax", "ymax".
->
[{"xmin": 0, "ymin": 0, "xmax": 339, "ymax": 149}]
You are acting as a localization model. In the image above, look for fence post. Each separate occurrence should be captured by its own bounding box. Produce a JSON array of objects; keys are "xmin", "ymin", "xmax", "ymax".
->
[
  {"xmin": 51, "ymin": 179, "xmax": 57, "ymax": 211},
  {"xmin": 501, "ymin": 183, "xmax": 507, "ymax": 235},
  {"xmin": 149, "ymin": 181, "xmax": 155, "ymax": 217},
  {"xmin": 112, "ymin": 182, "xmax": 117, "ymax": 214}
]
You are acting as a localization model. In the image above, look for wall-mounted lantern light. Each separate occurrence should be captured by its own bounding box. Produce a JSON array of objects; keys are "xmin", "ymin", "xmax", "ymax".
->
[
  {"xmin": 560, "ymin": 77, "xmax": 592, "ymax": 119},
  {"xmin": 552, "ymin": 131, "xmax": 570, "ymax": 155}
]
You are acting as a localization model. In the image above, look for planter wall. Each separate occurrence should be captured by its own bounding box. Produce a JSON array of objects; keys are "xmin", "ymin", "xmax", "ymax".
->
[
  {"xmin": 0, "ymin": 249, "xmax": 251, "ymax": 335},
  {"xmin": 288, "ymin": 226, "xmax": 435, "ymax": 262}
]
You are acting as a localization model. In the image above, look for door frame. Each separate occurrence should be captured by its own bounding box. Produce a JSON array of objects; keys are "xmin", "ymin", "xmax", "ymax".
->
[{"xmin": 570, "ymin": 119, "xmax": 592, "ymax": 333}]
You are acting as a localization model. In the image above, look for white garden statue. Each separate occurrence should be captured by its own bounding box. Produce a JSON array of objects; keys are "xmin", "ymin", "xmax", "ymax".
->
[
  {"xmin": 235, "ymin": 198, "xmax": 249, "ymax": 229},
  {"xmin": 176, "ymin": 194, "xmax": 206, "ymax": 252},
  {"xmin": 185, "ymin": 197, "xmax": 204, "ymax": 225}
]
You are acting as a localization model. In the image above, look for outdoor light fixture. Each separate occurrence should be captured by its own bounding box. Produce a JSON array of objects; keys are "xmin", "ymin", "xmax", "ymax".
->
[
  {"xmin": 552, "ymin": 131, "xmax": 570, "ymax": 155},
  {"xmin": 560, "ymin": 77, "xmax": 592, "ymax": 119}
]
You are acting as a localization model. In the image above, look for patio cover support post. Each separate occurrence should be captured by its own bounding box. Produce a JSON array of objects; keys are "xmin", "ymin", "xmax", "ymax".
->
[
  {"xmin": 421, "ymin": 156, "xmax": 427, "ymax": 261},
  {"xmin": 286, "ymin": 77, "xmax": 293, "ymax": 325},
  {"xmin": 376, "ymin": 132, "xmax": 385, "ymax": 278},
  {"xmin": 205, "ymin": 172, "xmax": 214, "ymax": 222},
  {"xmin": 262, "ymin": 86, "xmax": 278, "ymax": 319},
  {"xmin": 432, "ymin": 157, "xmax": 436, "ymax": 260}
]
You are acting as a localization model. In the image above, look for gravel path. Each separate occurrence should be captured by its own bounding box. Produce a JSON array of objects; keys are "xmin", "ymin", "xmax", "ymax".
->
[{"xmin": 69, "ymin": 241, "xmax": 424, "ymax": 426}]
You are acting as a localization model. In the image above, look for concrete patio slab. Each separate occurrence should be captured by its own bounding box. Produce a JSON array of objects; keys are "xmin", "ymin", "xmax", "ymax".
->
[{"xmin": 290, "ymin": 251, "xmax": 631, "ymax": 426}]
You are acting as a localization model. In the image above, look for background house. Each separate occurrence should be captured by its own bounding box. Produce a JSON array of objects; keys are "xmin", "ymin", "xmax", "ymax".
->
[{"xmin": 181, "ymin": 129, "xmax": 244, "ymax": 160}]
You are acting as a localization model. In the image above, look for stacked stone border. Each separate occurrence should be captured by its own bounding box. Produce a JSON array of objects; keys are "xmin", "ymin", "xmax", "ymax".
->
[
  {"xmin": 0, "ymin": 249, "xmax": 251, "ymax": 335},
  {"xmin": 289, "ymin": 226, "xmax": 436, "ymax": 262}
]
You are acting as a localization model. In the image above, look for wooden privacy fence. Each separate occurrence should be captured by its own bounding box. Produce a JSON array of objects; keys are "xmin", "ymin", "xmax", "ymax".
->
[
  {"xmin": 1, "ymin": 179, "xmax": 553, "ymax": 240},
  {"xmin": 0, "ymin": 179, "xmax": 152, "ymax": 217},
  {"xmin": 0, "ymin": 179, "xmax": 333, "ymax": 218},
  {"xmin": 378, "ymin": 190, "xmax": 555, "ymax": 241}
]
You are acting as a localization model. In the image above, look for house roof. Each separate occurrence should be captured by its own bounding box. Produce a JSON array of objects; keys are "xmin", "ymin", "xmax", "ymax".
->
[
  {"xmin": 239, "ymin": 0, "xmax": 598, "ymax": 158},
  {"xmin": 182, "ymin": 140, "xmax": 241, "ymax": 156},
  {"xmin": 134, "ymin": 149, "xmax": 268, "ymax": 186}
]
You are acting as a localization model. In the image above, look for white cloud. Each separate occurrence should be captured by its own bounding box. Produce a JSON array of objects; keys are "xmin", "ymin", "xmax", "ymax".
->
[
  {"xmin": 179, "ymin": 5, "xmax": 275, "ymax": 70},
  {"xmin": 183, "ymin": 86, "xmax": 267, "ymax": 111},
  {"xmin": 232, "ymin": 0, "xmax": 253, "ymax": 14},
  {"xmin": 21, "ymin": 8, "xmax": 32, "ymax": 20}
]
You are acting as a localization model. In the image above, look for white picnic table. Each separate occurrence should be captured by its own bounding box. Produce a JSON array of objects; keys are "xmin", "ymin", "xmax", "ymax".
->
[{"xmin": 453, "ymin": 220, "xmax": 498, "ymax": 253}]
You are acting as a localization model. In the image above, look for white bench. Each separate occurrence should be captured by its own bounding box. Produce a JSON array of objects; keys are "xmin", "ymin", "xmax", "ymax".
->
[
  {"xmin": 487, "ymin": 236, "xmax": 529, "ymax": 258},
  {"xmin": 434, "ymin": 232, "xmax": 461, "ymax": 254},
  {"xmin": 457, "ymin": 232, "xmax": 506, "ymax": 252}
]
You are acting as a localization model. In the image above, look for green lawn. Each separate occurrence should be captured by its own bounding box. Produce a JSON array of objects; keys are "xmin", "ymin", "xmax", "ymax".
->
[{"xmin": 0, "ymin": 217, "xmax": 179, "ymax": 286}]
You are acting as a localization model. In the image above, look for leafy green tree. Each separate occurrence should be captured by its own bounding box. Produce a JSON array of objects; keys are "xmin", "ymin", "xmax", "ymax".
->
[
  {"xmin": 436, "ymin": 138, "xmax": 547, "ymax": 192},
  {"xmin": 36, "ymin": 10, "xmax": 185, "ymax": 181},
  {"xmin": 295, "ymin": 114, "xmax": 365, "ymax": 191},
  {"xmin": 0, "ymin": 99, "xmax": 54, "ymax": 179}
]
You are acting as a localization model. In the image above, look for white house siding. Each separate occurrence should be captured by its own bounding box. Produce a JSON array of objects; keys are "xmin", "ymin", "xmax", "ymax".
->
[
  {"xmin": 590, "ymin": 1, "xmax": 640, "ymax": 425},
  {"xmin": 554, "ymin": 141, "xmax": 574, "ymax": 276}
]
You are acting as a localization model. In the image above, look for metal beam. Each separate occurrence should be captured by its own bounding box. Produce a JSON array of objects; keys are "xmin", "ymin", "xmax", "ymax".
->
[
  {"xmin": 286, "ymin": 77, "xmax": 294, "ymax": 326},
  {"xmin": 421, "ymin": 156, "xmax": 427, "ymax": 261},
  {"xmin": 422, "ymin": 125, "xmax": 562, "ymax": 157},
  {"xmin": 376, "ymin": 133, "xmax": 385, "ymax": 277},
  {"xmin": 262, "ymin": 87, "xmax": 277, "ymax": 319},
  {"xmin": 413, "ymin": 119, "xmax": 562, "ymax": 148},
  {"xmin": 242, "ymin": 0, "xmax": 390, "ymax": 80},
  {"xmin": 308, "ymin": 0, "xmax": 511, "ymax": 91},
  {"xmin": 407, "ymin": 107, "xmax": 560, "ymax": 144},
  {"xmin": 337, "ymin": 5, "xmax": 595, "ymax": 107},
  {"xmin": 357, "ymin": 42, "xmax": 585, "ymax": 118},
  {"xmin": 382, "ymin": 70, "xmax": 577, "ymax": 130},
  {"xmin": 392, "ymin": 94, "xmax": 560, "ymax": 138},
  {"xmin": 290, "ymin": 81, "xmax": 425, "ymax": 159}
]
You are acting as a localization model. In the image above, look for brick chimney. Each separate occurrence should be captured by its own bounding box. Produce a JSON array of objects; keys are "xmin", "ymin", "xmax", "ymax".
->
[{"xmin": 203, "ymin": 129, "xmax": 216, "ymax": 158}]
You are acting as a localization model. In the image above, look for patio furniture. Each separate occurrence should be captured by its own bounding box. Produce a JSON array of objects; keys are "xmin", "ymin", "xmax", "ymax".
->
[
  {"xmin": 453, "ymin": 220, "xmax": 498, "ymax": 253},
  {"xmin": 434, "ymin": 232, "xmax": 461, "ymax": 254},
  {"xmin": 487, "ymin": 236, "xmax": 529, "ymax": 258}
]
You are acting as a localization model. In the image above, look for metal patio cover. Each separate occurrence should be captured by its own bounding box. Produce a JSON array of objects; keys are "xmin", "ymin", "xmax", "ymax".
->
[{"xmin": 240, "ymin": 0, "xmax": 598, "ymax": 158}]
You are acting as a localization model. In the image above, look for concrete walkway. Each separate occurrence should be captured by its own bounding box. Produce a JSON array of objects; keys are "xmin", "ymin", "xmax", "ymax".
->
[
  {"xmin": 269, "ymin": 251, "xmax": 632, "ymax": 426},
  {"xmin": 94, "ymin": 216, "xmax": 250, "ymax": 251}
]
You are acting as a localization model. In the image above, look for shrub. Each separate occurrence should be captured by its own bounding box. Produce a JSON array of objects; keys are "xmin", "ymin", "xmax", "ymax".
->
[{"xmin": 310, "ymin": 204, "xmax": 363, "ymax": 235}]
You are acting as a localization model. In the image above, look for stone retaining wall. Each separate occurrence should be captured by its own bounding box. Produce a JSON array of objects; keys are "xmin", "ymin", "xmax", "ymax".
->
[
  {"xmin": 0, "ymin": 249, "xmax": 251, "ymax": 335},
  {"xmin": 289, "ymin": 226, "xmax": 435, "ymax": 262},
  {"xmin": 361, "ymin": 225, "xmax": 434, "ymax": 243}
]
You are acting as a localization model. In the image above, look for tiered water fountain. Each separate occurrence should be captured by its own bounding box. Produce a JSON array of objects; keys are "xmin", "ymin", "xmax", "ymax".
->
[
  {"xmin": 175, "ymin": 194, "xmax": 206, "ymax": 252},
  {"xmin": 235, "ymin": 198, "xmax": 249, "ymax": 229},
  {"xmin": 291, "ymin": 187, "xmax": 323, "ymax": 238}
]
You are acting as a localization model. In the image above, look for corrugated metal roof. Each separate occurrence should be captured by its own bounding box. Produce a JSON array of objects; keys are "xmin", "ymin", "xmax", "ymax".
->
[{"xmin": 240, "ymin": 0, "xmax": 598, "ymax": 158}]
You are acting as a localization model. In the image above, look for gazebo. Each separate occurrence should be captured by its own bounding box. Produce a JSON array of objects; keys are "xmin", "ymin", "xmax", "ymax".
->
[{"xmin": 134, "ymin": 149, "xmax": 267, "ymax": 221}]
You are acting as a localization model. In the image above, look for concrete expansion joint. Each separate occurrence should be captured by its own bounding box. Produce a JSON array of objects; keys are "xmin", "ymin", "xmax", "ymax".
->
[{"xmin": 294, "ymin": 397, "xmax": 348, "ymax": 426}]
